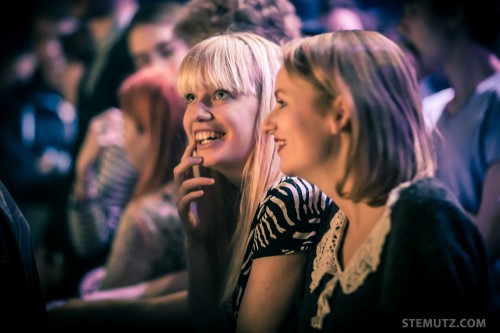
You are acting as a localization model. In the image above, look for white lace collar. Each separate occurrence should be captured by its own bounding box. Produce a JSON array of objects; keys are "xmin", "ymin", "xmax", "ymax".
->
[{"xmin": 309, "ymin": 181, "xmax": 412, "ymax": 329}]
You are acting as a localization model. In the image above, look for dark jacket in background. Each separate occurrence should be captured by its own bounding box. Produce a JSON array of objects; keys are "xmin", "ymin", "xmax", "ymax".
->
[{"xmin": 0, "ymin": 180, "xmax": 47, "ymax": 326}]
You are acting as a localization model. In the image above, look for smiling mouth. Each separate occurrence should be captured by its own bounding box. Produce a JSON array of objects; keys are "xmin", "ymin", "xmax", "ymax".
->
[
  {"xmin": 195, "ymin": 131, "xmax": 226, "ymax": 145},
  {"xmin": 275, "ymin": 139, "xmax": 286, "ymax": 149}
]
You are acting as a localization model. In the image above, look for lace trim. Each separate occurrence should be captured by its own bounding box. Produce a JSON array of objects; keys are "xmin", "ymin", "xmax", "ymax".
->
[
  {"xmin": 309, "ymin": 181, "xmax": 411, "ymax": 329},
  {"xmin": 310, "ymin": 210, "xmax": 346, "ymax": 291},
  {"xmin": 309, "ymin": 210, "xmax": 346, "ymax": 329}
]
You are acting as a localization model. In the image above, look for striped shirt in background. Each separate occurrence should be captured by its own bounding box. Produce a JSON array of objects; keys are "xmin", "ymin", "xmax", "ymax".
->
[{"xmin": 68, "ymin": 108, "xmax": 138, "ymax": 259}]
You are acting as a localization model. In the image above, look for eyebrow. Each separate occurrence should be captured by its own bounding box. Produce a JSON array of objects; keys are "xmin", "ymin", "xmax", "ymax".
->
[
  {"xmin": 156, "ymin": 40, "xmax": 174, "ymax": 48},
  {"xmin": 274, "ymin": 88, "xmax": 285, "ymax": 97}
]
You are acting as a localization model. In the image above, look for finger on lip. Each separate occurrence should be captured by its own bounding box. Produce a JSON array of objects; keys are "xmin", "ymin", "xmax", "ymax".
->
[{"xmin": 182, "ymin": 140, "xmax": 197, "ymax": 159}]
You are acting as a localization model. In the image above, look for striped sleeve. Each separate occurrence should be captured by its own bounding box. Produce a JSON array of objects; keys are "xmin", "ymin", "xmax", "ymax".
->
[
  {"xmin": 67, "ymin": 145, "xmax": 137, "ymax": 258},
  {"xmin": 252, "ymin": 177, "xmax": 331, "ymax": 258}
]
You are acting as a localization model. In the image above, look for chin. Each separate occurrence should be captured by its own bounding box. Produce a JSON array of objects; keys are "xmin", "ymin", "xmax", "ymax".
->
[{"xmin": 279, "ymin": 164, "xmax": 298, "ymax": 177}]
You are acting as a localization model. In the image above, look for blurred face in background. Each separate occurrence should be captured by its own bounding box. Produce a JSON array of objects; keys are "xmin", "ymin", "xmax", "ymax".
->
[
  {"xmin": 35, "ymin": 37, "xmax": 67, "ymax": 90},
  {"xmin": 398, "ymin": 1, "xmax": 451, "ymax": 71},
  {"xmin": 128, "ymin": 23, "xmax": 189, "ymax": 73},
  {"xmin": 323, "ymin": 8, "xmax": 364, "ymax": 32}
]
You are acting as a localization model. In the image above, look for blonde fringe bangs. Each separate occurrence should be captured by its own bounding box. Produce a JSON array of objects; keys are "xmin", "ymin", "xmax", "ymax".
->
[{"xmin": 178, "ymin": 37, "xmax": 259, "ymax": 97}]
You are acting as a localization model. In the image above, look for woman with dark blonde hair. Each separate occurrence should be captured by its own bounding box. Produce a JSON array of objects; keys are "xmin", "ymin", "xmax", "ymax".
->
[{"xmin": 262, "ymin": 30, "xmax": 490, "ymax": 331}]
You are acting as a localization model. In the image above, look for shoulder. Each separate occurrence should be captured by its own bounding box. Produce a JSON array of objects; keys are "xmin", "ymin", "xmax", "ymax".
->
[
  {"xmin": 255, "ymin": 177, "xmax": 333, "ymax": 233},
  {"xmin": 90, "ymin": 107, "xmax": 124, "ymax": 146},
  {"xmin": 383, "ymin": 179, "xmax": 489, "ymax": 303},
  {"xmin": 388, "ymin": 178, "xmax": 482, "ymax": 246},
  {"xmin": 0, "ymin": 181, "xmax": 32, "ymax": 246},
  {"xmin": 251, "ymin": 178, "xmax": 331, "ymax": 256},
  {"xmin": 264, "ymin": 176, "xmax": 331, "ymax": 208},
  {"xmin": 391, "ymin": 178, "xmax": 466, "ymax": 220}
]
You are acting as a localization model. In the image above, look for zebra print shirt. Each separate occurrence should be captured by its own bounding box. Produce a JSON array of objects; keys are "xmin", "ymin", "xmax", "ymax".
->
[{"xmin": 230, "ymin": 176, "xmax": 333, "ymax": 321}]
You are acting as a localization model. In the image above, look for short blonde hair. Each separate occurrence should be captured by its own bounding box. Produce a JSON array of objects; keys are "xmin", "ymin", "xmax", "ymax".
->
[
  {"xmin": 282, "ymin": 30, "xmax": 435, "ymax": 206},
  {"xmin": 178, "ymin": 32, "xmax": 283, "ymax": 300}
]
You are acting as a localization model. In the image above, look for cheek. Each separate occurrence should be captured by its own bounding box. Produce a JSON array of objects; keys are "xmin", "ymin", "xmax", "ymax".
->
[
  {"xmin": 126, "ymin": 134, "xmax": 149, "ymax": 171},
  {"xmin": 183, "ymin": 104, "xmax": 193, "ymax": 126},
  {"xmin": 123, "ymin": 130, "xmax": 136, "ymax": 158},
  {"xmin": 234, "ymin": 116, "xmax": 257, "ymax": 150},
  {"xmin": 136, "ymin": 137, "xmax": 149, "ymax": 163},
  {"xmin": 292, "ymin": 118, "xmax": 328, "ymax": 160},
  {"xmin": 182, "ymin": 112, "xmax": 191, "ymax": 136}
]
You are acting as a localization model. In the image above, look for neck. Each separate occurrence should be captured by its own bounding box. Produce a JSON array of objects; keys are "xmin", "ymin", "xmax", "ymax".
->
[
  {"xmin": 88, "ymin": 17, "xmax": 114, "ymax": 47},
  {"xmin": 337, "ymin": 197, "xmax": 386, "ymax": 269},
  {"xmin": 443, "ymin": 40, "xmax": 500, "ymax": 113},
  {"xmin": 217, "ymin": 166, "xmax": 243, "ymax": 188}
]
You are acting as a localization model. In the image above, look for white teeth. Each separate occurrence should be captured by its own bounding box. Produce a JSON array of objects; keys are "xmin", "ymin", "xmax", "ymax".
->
[
  {"xmin": 194, "ymin": 131, "xmax": 225, "ymax": 144},
  {"xmin": 276, "ymin": 140, "xmax": 286, "ymax": 147}
]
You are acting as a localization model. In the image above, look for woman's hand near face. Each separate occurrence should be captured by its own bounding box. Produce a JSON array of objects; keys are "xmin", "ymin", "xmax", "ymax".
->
[{"xmin": 174, "ymin": 141, "xmax": 215, "ymax": 244}]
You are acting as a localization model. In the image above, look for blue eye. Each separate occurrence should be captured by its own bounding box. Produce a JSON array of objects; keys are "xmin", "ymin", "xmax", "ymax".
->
[
  {"xmin": 213, "ymin": 90, "xmax": 230, "ymax": 100},
  {"xmin": 276, "ymin": 99, "xmax": 287, "ymax": 108},
  {"xmin": 185, "ymin": 94, "xmax": 195, "ymax": 103}
]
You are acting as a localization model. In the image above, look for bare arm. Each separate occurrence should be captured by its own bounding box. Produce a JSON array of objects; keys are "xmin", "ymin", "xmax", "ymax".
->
[
  {"xmin": 48, "ymin": 290, "xmax": 193, "ymax": 330},
  {"xmin": 82, "ymin": 270, "xmax": 188, "ymax": 301},
  {"xmin": 474, "ymin": 162, "xmax": 500, "ymax": 263},
  {"xmin": 236, "ymin": 253, "xmax": 307, "ymax": 333}
]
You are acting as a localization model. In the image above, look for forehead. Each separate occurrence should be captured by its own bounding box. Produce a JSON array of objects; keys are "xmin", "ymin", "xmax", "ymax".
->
[
  {"xmin": 275, "ymin": 67, "xmax": 316, "ymax": 97},
  {"xmin": 275, "ymin": 67, "xmax": 292, "ymax": 92},
  {"xmin": 128, "ymin": 24, "xmax": 175, "ymax": 50}
]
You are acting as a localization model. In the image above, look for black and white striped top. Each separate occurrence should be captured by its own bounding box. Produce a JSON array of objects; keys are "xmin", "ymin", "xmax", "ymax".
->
[
  {"xmin": 230, "ymin": 176, "xmax": 333, "ymax": 321},
  {"xmin": 68, "ymin": 142, "xmax": 138, "ymax": 258},
  {"xmin": 68, "ymin": 108, "xmax": 139, "ymax": 259}
]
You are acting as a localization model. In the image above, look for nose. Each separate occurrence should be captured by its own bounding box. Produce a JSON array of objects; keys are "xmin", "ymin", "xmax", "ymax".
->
[
  {"xmin": 261, "ymin": 111, "xmax": 277, "ymax": 136},
  {"xmin": 194, "ymin": 100, "xmax": 213, "ymax": 121}
]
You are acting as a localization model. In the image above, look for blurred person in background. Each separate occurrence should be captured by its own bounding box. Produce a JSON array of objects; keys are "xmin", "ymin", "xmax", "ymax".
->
[
  {"xmin": 1, "ymin": 180, "xmax": 48, "ymax": 327},
  {"xmin": 75, "ymin": 66, "xmax": 187, "ymax": 297},
  {"xmin": 398, "ymin": 0, "xmax": 500, "ymax": 320},
  {"xmin": 63, "ymin": 1, "xmax": 187, "ymax": 301},
  {"xmin": 0, "ymin": 3, "xmax": 80, "ymax": 296}
]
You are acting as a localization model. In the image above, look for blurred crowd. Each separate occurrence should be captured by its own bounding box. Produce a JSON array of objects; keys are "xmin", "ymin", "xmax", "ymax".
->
[{"xmin": 0, "ymin": 0, "xmax": 498, "ymax": 330}]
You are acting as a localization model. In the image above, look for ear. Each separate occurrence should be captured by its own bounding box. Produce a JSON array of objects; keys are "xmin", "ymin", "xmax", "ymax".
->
[{"xmin": 327, "ymin": 95, "xmax": 351, "ymax": 134}]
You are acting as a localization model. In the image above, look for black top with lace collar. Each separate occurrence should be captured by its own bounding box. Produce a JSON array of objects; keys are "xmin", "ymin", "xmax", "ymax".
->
[{"xmin": 299, "ymin": 177, "xmax": 490, "ymax": 331}]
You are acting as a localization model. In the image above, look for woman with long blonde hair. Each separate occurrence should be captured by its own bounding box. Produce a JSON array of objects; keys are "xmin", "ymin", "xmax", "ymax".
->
[{"xmin": 175, "ymin": 31, "xmax": 332, "ymax": 332}]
